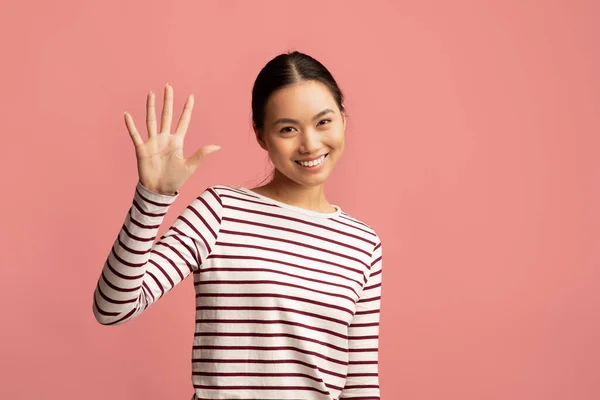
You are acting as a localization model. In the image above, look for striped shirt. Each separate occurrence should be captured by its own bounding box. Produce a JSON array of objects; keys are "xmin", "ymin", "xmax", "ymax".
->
[{"xmin": 93, "ymin": 181, "xmax": 383, "ymax": 400}]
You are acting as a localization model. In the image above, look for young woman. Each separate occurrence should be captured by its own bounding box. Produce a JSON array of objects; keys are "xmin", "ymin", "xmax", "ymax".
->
[{"xmin": 93, "ymin": 51, "xmax": 383, "ymax": 400}]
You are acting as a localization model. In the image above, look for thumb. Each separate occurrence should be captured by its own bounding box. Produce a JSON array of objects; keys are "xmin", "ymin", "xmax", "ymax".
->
[{"xmin": 186, "ymin": 145, "xmax": 221, "ymax": 168}]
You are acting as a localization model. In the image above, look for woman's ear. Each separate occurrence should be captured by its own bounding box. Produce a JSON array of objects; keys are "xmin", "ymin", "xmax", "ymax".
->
[{"xmin": 253, "ymin": 123, "xmax": 268, "ymax": 151}]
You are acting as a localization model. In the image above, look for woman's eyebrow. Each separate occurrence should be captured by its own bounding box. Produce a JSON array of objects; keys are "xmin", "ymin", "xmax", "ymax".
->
[{"xmin": 273, "ymin": 108, "xmax": 334, "ymax": 126}]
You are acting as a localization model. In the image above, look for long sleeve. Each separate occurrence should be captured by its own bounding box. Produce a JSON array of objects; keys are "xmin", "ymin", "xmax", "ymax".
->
[
  {"xmin": 92, "ymin": 181, "xmax": 222, "ymax": 325},
  {"xmin": 340, "ymin": 238, "xmax": 383, "ymax": 399}
]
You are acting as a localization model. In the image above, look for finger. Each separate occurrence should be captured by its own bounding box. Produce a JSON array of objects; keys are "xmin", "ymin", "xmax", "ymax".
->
[
  {"xmin": 185, "ymin": 144, "xmax": 221, "ymax": 168},
  {"xmin": 146, "ymin": 91, "xmax": 157, "ymax": 137},
  {"xmin": 160, "ymin": 83, "xmax": 173, "ymax": 133},
  {"xmin": 175, "ymin": 94, "xmax": 194, "ymax": 137},
  {"xmin": 124, "ymin": 112, "xmax": 143, "ymax": 146}
]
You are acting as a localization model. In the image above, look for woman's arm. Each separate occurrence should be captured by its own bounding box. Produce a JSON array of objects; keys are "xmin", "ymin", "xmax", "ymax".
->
[
  {"xmin": 92, "ymin": 181, "xmax": 222, "ymax": 325},
  {"xmin": 340, "ymin": 238, "xmax": 383, "ymax": 399}
]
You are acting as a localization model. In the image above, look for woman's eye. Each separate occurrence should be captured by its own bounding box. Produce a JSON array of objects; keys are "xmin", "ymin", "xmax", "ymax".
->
[{"xmin": 280, "ymin": 120, "xmax": 331, "ymax": 133}]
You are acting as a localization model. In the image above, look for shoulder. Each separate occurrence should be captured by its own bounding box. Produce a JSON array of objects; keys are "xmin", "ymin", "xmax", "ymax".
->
[
  {"xmin": 195, "ymin": 184, "xmax": 258, "ymax": 208},
  {"xmin": 198, "ymin": 184, "xmax": 252, "ymax": 204},
  {"xmin": 203, "ymin": 184, "xmax": 244, "ymax": 196},
  {"xmin": 339, "ymin": 211, "xmax": 384, "ymax": 266},
  {"xmin": 337, "ymin": 209, "xmax": 382, "ymax": 249},
  {"xmin": 194, "ymin": 184, "xmax": 239, "ymax": 198}
]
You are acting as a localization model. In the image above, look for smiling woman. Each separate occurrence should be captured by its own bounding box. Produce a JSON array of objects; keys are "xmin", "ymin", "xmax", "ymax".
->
[
  {"xmin": 250, "ymin": 53, "xmax": 348, "ymax": 211},
  {"xmin": 252, "ymin": 81, "xmax": 345, "ymax": 202},
  {"xmin": 92, "ymin": 50, "xmax": 383, "ymax": 400}
]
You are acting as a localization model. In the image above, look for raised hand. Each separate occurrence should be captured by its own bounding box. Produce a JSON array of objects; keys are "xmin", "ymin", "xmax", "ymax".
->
[{"xmin": 124, "ymin": 83, "xmax": 221, "ymax": 195}]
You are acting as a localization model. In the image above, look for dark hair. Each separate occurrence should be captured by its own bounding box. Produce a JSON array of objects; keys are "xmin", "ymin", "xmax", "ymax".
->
[{"xmin": 251, "ymin": 51, "xmax": 346, "ymax": 184}]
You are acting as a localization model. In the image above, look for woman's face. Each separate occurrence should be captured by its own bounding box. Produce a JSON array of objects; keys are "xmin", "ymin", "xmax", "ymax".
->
[{"xmin": 254, "ymin": 80, "xmax": 346, "ymax": 187}]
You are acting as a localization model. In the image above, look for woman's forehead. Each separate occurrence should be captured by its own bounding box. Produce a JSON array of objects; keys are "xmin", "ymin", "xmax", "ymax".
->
[{"xmin": 266, "ymin": 81, "xmax": 336, "ymax": 118}]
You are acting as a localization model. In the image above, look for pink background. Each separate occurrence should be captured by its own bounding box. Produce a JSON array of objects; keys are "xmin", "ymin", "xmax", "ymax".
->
[{"xmin": 1, "ymin": 0, "xmax": 598, "ymax": 399}]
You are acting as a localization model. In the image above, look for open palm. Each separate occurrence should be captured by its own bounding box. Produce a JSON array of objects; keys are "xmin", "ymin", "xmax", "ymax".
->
[{"xmin": 124, "ymin": 84, "xmax": 220, "ymax": 195}]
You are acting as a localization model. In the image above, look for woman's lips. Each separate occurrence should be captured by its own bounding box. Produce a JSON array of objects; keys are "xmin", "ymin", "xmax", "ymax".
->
[{"xmin": 294, "ymin": 153, "xmax": 328, "ymax": 169}]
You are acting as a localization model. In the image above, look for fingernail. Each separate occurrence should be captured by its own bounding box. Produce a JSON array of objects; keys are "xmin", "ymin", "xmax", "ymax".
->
[{"xmin": 165, "ymin": 82, "xmax": 169, "ymax": 87}]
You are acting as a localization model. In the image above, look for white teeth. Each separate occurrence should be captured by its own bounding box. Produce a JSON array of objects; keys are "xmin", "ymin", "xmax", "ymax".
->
[{"xmin": 296, "ymin": 154, "xmax": 326, "ymax": 167}]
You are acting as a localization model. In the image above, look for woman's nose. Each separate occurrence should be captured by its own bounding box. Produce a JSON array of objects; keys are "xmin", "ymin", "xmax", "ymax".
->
[{"xmin": 298, "ymin": 129, "xmax": 321, "ymax": 152}]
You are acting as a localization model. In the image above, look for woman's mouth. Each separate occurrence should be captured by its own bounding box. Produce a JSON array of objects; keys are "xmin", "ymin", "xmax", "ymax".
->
[{"xmin": 294, "ymin": 153, "xmax": 329, "ymax": 168}]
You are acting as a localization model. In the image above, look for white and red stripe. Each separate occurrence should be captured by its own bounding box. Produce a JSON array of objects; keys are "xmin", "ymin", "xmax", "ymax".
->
[{"xmin": 93, "ymin": 182, "xmax": 383, "ymax": 400}]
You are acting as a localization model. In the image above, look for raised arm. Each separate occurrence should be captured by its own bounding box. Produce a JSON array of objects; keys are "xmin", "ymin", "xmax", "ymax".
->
[
  {"xmin": 92, "ymin": 183, "xmax": 222, "ymax": 325},
  {"xmin": 93, "ymin": 83, "xmax": 222, "ymax": 325}
]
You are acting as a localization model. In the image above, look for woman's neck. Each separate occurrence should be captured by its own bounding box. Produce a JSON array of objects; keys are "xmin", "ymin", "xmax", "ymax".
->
[{"xmin": 251, "ymin": 173, "xmax": 335, "ymax": 213}]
